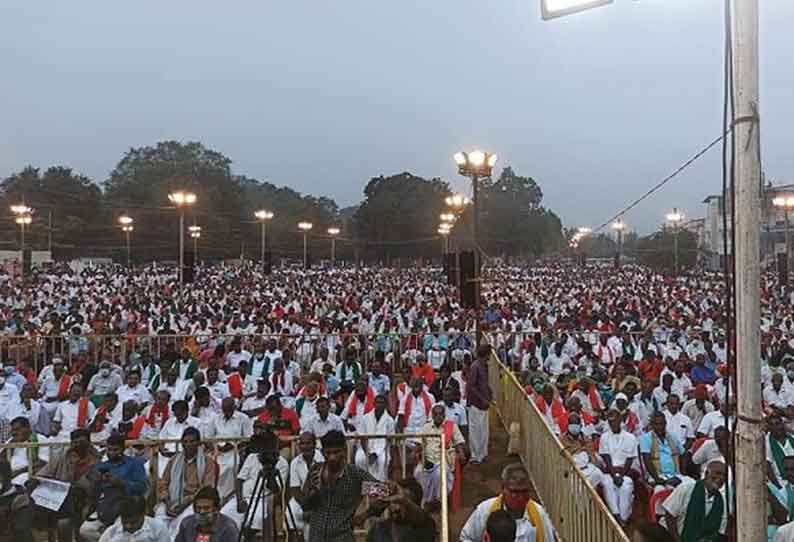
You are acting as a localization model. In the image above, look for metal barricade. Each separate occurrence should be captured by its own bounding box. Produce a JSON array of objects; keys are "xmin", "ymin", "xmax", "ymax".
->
[{"xmin": 488, "ymin": 355, "xmax": 630, "ymax": 542}]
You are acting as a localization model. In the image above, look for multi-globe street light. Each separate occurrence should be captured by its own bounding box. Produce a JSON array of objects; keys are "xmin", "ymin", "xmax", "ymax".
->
[
  {"xmin": 254, "ymin": 210, "xmax": 275, "ymax": 269},
  {"xmin": 168, "ymin": 191, "xmax": 197, "ymax": 286},
  {"xmin": 119, "ymin": 215, "xmax": 134, "ymax": 267},
  {"xmin": 188, "ymin": 225, "xmax": 201, "ymax": 262},
  {"xmin": 327, "ymin": 227, "xmax": 341, "ymax": 265},
  {"xmin": 612, "ymin": 218, "xmax": 625, "ymax": 266},
  {"xmin": 298, "ymin": 221, "xmax": 313, "ymax": 270},
  {"xmin": 666, "ymin": 208, "xmax": 684, "ymax": 275},
  {"xmin": 10, "ymin": 204, "xmax": 34, "ymax": 255}
]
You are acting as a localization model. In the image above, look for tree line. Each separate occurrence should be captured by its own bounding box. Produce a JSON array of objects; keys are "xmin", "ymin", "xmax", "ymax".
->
[{"xmin": 0, "ymin": 141, "xmax": 568, "ymax": 265}]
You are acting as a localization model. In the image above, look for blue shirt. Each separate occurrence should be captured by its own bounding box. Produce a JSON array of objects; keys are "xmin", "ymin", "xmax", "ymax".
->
[
  {"xmin": 368, "ymin": 374, "xmax": 391, "ymax": 396},
  {"xmin": 639, "ymin": 432, "xmax": 684, "ymax": 478},
  {"xmin": 94, "ymin": 456, "xmax": 148, "ymax": 497}
]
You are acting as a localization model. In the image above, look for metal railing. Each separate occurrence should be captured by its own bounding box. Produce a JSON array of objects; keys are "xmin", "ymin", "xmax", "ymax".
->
[
  {"xmin": 2, "ymin": 431, "xmax": 450, "ymax": 542},
  {"xmin": 488, "ymin": 354, "xmax": 630, "ymax": 542},
  {"xmin": 1, "ymin": 331, "xmax": 476, "ymax": 375}
]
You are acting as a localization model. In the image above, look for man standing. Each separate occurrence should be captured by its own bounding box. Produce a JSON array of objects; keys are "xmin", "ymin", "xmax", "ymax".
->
[
  {"xmin": 299, "ymin": 430, "xmax": 378, "ymax": 542},
  {"xmin": 355, "ymin": 394, "xmax": 395, "ymax": 482},
  {"xmin": 418, "ymin": 404, "xmax": 465, "ymax": 510},
  {"xmin": 460, "ymin": 463, "xmax": 555, "ymax": 542},
  {"xmin": 467, "ymin": 344, "xmax": 493, "ymax": 465},
  {"xmin": 288, "ymin": 432, "xmax": 324, "ymax": 541}
]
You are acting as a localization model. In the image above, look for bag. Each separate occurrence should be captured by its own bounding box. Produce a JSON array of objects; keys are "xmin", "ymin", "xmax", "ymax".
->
[{"xmin": 507, "ymin": 422, "xmax": 522, "ymax": 455}]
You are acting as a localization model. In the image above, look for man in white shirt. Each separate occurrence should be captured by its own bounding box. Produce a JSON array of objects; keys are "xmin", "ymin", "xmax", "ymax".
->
[
  {"xmin": 302, "ymin": 397, "xmax": 345, "ymax": 438},
  {"xmin": 427, "ymin": 343, "xmax": 446, "ymax": 371},
  {"xmin": 354, "ymin": 394, "xmax": 395, "ymax": 482},
  {"xmin": 543, "ymin": 343, "xmax": 571, "ymax": 378},
  {"xmin": 249, "ymin": 343, "xmax": 272, "ymax": 380},
  {"xmin": 398, "ymin": 378, "xmax": 434, "ymax": 435},
  {"xmin": 0, "ymin": 374, "xmax": 20, "ymax": 422},
  {"xmin": 156, "ymin": 400, "xmax": 203, "ymax": 478},
  {"xmin": 598, "ymin": 409, "xmax": 638, "ymax": 523},
  {"xmin": 86, "ymin": 362, "xmax": 122, "ymax": 399},
  {"xmin": 53, "ymin": 382, "xmax": 96, "ymax": 435},
  {"xmin": 205, "ymin": 367, "xmax": 231, "ymax": 404},
  {"xmin": 662, "ymin": 461, "xmax": 728, "ymax": 539},
  {"xmin": 287, "ymin": 432, "xmax": 324, "ymax": 540},
  {"xmin": 671, "ymin": 361, "xmax": 693, "ymax": 400},
  {"xmin": 116, "ymin": 370, "xmax": 153, "ymax": 408},
  {"xmin": 663, "ymin": 394, "xmax": 695, "ymax": 448},
  {"xmin": 697, "ymin": 401, "xmax": 735, "ymax": 438},
  {"xmin": 98, "ymin": 495, "xmax": 169, "ymax": 542},
  {"xmin": 225, "ymin": 340, "xmax": 252, "ymax": 370},
  {"xmin": 204, "ymin": 397, "xmax": 254, "ymax": 499},
  {"xmin": 766, "ymin": 373, "xmax": 794, "ymax": 414},
  {"xmin": 436, "ymin": 386, "xmax": 468, "ymax": 431}
]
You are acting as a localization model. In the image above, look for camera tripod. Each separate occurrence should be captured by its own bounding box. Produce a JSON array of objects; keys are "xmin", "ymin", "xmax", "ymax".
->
[{"xmin": 237, "ymin": 467, "xmax": 299, "ymax": 542}]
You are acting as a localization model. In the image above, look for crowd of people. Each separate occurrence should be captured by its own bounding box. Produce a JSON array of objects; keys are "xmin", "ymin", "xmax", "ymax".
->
[{"xmin": 0, "ymin": 261, "xmax": 789, "ymax": 541}]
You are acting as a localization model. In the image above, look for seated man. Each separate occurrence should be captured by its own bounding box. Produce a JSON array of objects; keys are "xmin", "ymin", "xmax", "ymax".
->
[
  {"xmin": 156, "ymin": 400, "xmax": 202, "ymax": 478},
  {"xmin": 221, "ymin": 430, "xmax": 289, "ymax": 538},
  {"xmin": 287, "ymin": 432, "xmax": 324, "ymax": 541},
  {"xmin": 29, "ymin": 428, "xmax": 100, "ymax": 542},
  {"xmin": 364, "ymin": 478, "xmax": 435, "ymax": 542},
  {"xmin": 155, "ymin": 427, "xmax": 218, "ymax": 538},
  {"xmin": 561, "ymin": 412, "xmax": 604, "ymax": 491},
  {"xmin": 89, "ymin": 393, "xmax": 122, "ymax": 443},
  {"xmin": 98, "ymin": 496, "xmax": 169, "ymax": 542},
  {"xmin": 598, "ymin": 409, "xmax": 638, "ymax": 525},
  {"xmin": 79, "ymin": 433, "xmax": 148, "ymax": 542},
  {"xmin": 416, "ymin": 404, "xmax": 465, "ymax": 510},
  {"xmin": 0, "ymin": 460, "xmax": 33, "ymax": 542},
  {"xmin": 397, "ymin": 378, "xmax": 434, "ymax": 435},
  {"xmin": 7, "ymin": 416, "xmax": 46, "ymax": 485},
  {"xmin": 662, "ymin": 460, "xmax": 727, "ymax": 542},
  {"xmin": 204, "ymin": 397, "xmax": 253, "ymax": 499},
  {"xmin": 460, "ymin": 463, "xmax": 555, "ymax": 542},
  {"xmin": 302, "ymin": 396, "xmax": 345, "ymax": 439},
  {"xmin": 175, "ymin": 486, "xmax": 239, "ymax": 542},
  {"xmin": 640, "ymin": 411, "xmax": 693, "ymax": 516}
]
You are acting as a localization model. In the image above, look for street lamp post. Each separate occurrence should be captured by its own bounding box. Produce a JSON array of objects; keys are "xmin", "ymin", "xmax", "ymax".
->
[
  {"xmin": 11, "ymin": 204, "xmax": 34, "ymax": 256},
  {"xmin": 611, "ymin": 218, "xmax": 625, "ymax": 267},
  {"xmin": 189, "ymin": 225, "xmax": 201, "ymax": 262},
  {"xmin": 453, "ymin": 150, "xmax": 498, "ymax": 347},
  {"xmin": 119, "ymin": 215, "xmax": 134, "ymax": 267},
  {"xmin": 327, "ymin": 227, "xmax": 340, "ymax": 265},
  {"xmin": 168, "ymin": 191, "xmax": 197, "ymax": 286},
  {"xmin": 666, "ymin": 208, "xmax": 684, "ymax": 275},
  {"xmin": 773, "ymin": 196, "xmax": 794, "ymax": 275},
  {"xmin": 255, "ymin": 210, "xmax": 275, "ymax": 270},
  {"xmin": 298, "ymin": 222, "xmax": 313, "ymax": 270}
]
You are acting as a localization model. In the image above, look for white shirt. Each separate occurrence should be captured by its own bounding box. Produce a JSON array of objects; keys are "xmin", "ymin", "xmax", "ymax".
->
[
  {"xmin": 98, "ymin": 516, "xmax": 170, "ymax": 542},
  {"xmin": 238, "ymin": 453, "xmax": 289, "ymax": 500},
  {"xmin": 87, "ymin": 373, "xmax": 123, "ymax": 396},
  {"xmin": 692, "ymin": 439, "xmax": 724, "ymax": 469},
  {"xmin": 427, "ymin": 349, "xmax": 446, "ymax": 371},
  {"xmin": 544, "ymin": 352, "xmax": 570, "ymax": 376},
  {"xmin": 598, "ymin": 429, "xmax": 638, "ymax": 467},
  {"xmin": 6, "ymin": 399, "xmax": 41, "ymax": 430},
  {"xmin": 53, "ymin": 400, "xmax": 96, "ymax": 433},
  {"xmin": 765, "ymin": 386, "xmax": 794, "ymax": 409},
  {"xmin": 662, "ymin": 480, "xmax": 727, "ymax": 535},
  {"xmin": 226, "ymin": 350, "xmax": 252, "ymax": 369},
  {"xmin": 269, "ymin": 371, "xmax": 294, "ymax": 397},
  {"xmin": 116, "ymin": 384, "xmax": 153, "ymax": 406},
  {"xmin": 206, "ymin": 381, "xmax": 231, "ymax": 403},
  {"xmin": 398, "ymin": 392, "xmax": 432, "ymax": 433},
  {"xmin": 671, "ymin": 374, "xmax": 693, "ymax": 400},
  {"xmin": 360, "ymin": 410, "xmax": 396, "ymax": 455},
  {"xmin": 436, "ymin": 401, "xmax": 468, "ymax": 427},
  {"xmin": 204, "ymin": 411, "xmax": 253, "ymax": 443},
  {"xmin": 460, "ymin": 496, "xmax": 556, "ymax": 542},
  {"xmin": 697, "ymin": 411, "xmax": 734, "ymax": 438},
  {"xmin": 303, "ymin": 414, "xmax": 345, "ymax": 438},
  {"xmin": 0, "ymin": 384, "xmax": 20, "ymax": 419},
  {"xmin": 289, "ymin": 450, "xmax": 324, "ymax": 489},
  {"xmin": 664, "ymin": 410, "xmax": 695, "ymax": 444},
  {"xmin": 158, "ymin": 416, "xmax": 203, "ymax": 453}
]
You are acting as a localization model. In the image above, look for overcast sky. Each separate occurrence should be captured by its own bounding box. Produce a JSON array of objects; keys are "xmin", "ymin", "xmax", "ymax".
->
[{"xmin": 0, "ymin": 0, "xmax": 792, "ymax": 233}]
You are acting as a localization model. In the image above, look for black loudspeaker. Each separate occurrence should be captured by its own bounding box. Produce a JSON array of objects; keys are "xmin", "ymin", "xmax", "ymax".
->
[
  {"xmin": 264, "ymin": 251, "xmax": 272, "ymax": 275},
  {"xmin": 778, "ymin": 252, "xmax": 788, "ymax": 287},
  {"xmin": 459, "ymin": 251, "xmax": 479, "ymax": 309},
  {"xmin": 444, "ymin": 253, "xmax": 457, "ymax": 285},
  {"xmin": 22, "ymin": 249, "xmax": 31, "ymax": 276},
  {"xmin": 183, "ymin": 251, "xmax": 195, "ymax": 283}
]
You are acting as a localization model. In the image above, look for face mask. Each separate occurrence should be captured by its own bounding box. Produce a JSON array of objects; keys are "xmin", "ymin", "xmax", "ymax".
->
[
  {"xmin": 533, "ymin": 384, "xmax": 543, "ymax": 393},
  {"xmin": 196, "ymin": 512, "xmax": 217, "ymax": 528},
  {"xmin": 787, "ymin": 370, "xmax": 794, "ymax": 380},
  {"xmin": 503, "ymin": 491, "xmax": 530, "ymax": 511},
  {"xmin": 568, "ymin": 424, "xmax": 582, "ymax": 436},
  {"xmin": 4, "ymin": 367, "xmax": 14, "ymax": 376},
  {"xmin": 100, "ymin": 369, "xmax": 111, "ymax": 377}
]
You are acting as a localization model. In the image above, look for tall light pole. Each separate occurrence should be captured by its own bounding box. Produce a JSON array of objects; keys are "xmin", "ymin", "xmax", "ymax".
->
[
  {"xmin": 168, "ymin": 191, "xmax": 197, "ymax": 286},
  {"xmin": 773, "ymin": 196, "xmax": 794, "ymax": 275},
  {"xmin": 440, "ymin": 213, "xmax": 456, "ymax": 253},
  {"xmin": 11, "ymin": 204, "xmax": 34, "ymax": 257},
  {"xmin": 438, "ymin": 223, "xmax": 452, "ymax": 256},
  {"xmin": 119, "ymin": 215, "xmax": 133, "ymax": 267},
  {"xmin": 298, "ymin": 221, "xmax": 313, "ymax": 270},
  {"xmin": 611, "ymin": 218, "xmax": 625, "ymax": 267},
  {"xmin": 666, "ymin": 208, "xmax": 683, "ymax": 275},
  {"xmin": 454, "ymin": 150, "xmax": 497, "ymax": 348},
  {"xmin": 189, "ymin": 225, "xmax": 201, "ymax": 262},
  {"xmin": 327, "ymin": 227, "xmax": 340, "ymax": 265},
  {"xmin": 255, "ymin": 210, "xmax": 274, "ymax": 270}
]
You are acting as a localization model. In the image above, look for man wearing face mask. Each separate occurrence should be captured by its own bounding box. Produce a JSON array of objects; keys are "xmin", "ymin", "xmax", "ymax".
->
[
  {"xmin": 97, "ymin": 496, "xmax": 168, "ymax": 542},
  {"xmin": 561, "ymin": 412, "xmax": 604, "ymax": 491},
  {"xmin": 460, "ymin": 463, "xmax": 555, "ymax": 542},
  {"xmin": 176, "ymin": 486, "xmax": 238, "ymax": 542},
  {"xmin": 2, "ymin": 360, "xmax": 26, "ymax": 392},
  {"xmin": 87, "ymin": 362, "xmax": 122, "ymax": 405}
]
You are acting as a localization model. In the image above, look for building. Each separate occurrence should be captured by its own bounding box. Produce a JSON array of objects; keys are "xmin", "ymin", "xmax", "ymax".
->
[{"xmin": 702, "ymin": 183, "xmax": 794, "ymax": 271}]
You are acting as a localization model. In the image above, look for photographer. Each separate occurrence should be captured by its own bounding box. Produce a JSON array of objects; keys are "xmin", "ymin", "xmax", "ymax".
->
[{"xmin": 221, "ymin": 430, "xmax": 288, "ymax": 541}]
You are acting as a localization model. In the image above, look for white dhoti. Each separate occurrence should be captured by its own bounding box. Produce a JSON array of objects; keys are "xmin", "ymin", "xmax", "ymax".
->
[
  {"xmin": 468, "ymin": 405, "xmax": 489, "ymax": 463},
  {"xmin": 649, "ymin": 475, "xmax": 694, "ymax": 516},
  {"xmin": 216, "ymin": 450, "xmax": 237, "ymax": 499},
  {"xmin": 581, "ymin": 464, "xmax": 606, "ymax": 490},
  {"xmin": 221, "ymin": 495, "xmax": 275, "ymax": 532},
  {"xmin": 419, "ymin": 462, "xmax": 454, "ymax": 505},
  {"xmin": 354, "ymin": 447, "xmax": 389, "ymax": 482},
  {"xmin": 602, "ymin": 474, "xmax": 634, "ymax": 521},
  {"xmin": 154, "ymin": 502, "xmax": 194, "ymax": 540}
]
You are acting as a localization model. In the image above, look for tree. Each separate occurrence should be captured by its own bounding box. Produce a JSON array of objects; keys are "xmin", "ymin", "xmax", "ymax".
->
[
  {"xmin": 353, "ymin": 173, "xmax": 451, "ymax": 261},
  {"xmin": 635, "ymin": 229, "xmax": 698, "ymax": 271},
  {"xmin": 578, "ymin": 234, "xmax": 619, "ymax": 259}
]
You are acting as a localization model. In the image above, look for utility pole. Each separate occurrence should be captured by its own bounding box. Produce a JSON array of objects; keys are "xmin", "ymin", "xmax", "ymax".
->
[
  {"xmin": 732, "ymin": 0, "xmax": 764, "ymax": 540},
  {"xmin": 48, "ymin": 210, "xmax": 52, "ymax": 254}
]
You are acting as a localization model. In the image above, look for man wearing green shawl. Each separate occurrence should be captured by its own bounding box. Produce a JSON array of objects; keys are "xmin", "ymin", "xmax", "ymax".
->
[
  {"xmin": 767, "ymin": 414, "xmax": 794, "ymax": 485},
  {"xmin": 663, "ymin": 460, "xmax": 727, "ymax": 542}
]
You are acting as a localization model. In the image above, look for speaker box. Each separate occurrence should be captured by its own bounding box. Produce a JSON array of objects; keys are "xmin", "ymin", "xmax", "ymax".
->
[
  {"xmin": 22, "ymin": 249, "xmax": 31, "ymax": 276},
  {"xmin": 459, "ymin": 250, "xmax": 479, "ymax": 309},
  {"xmin": 183, "ymin": 251, "xmax": 195, "ymax": 283},
  {"xmin": 444, "ymin": 253, "xmax": 458, "ymax": 285},
  {"xmin": 264, "ymin": 251, "xmax": 272, "ymax": 275},
  {"xmin": 778, "ymin": 252, "xmax": 788, "ymax": 287}
]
